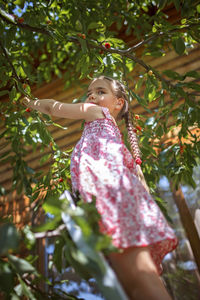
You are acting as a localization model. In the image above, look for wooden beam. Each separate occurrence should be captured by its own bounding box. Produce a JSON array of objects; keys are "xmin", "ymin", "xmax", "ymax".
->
[{"xmin": 170, "ymin": 183, "xmax": 200, "ymax": 274}]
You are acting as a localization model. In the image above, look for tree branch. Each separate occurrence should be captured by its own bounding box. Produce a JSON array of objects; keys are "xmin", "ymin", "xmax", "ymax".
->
[
  {"xmin": 87, "ymin": 41, "xmax": 199, "ymax": 99},
  {"xmin": 34, "ymin": 224, "xmax": 66, "ymax": 239},
  {"xmin": 124, "ymin": 23, "xmax": 200, "ymax": 53},
  {"xmin": 0, "ymin": 12, "xmax": 53, "ymax": 37},
  {"xmin": 87, "ymin": 41, "xmax": 175, "ymax": 88},
  {"xmin": 1, "ymin": 7, "xmax": 198, "ymax": 98}
]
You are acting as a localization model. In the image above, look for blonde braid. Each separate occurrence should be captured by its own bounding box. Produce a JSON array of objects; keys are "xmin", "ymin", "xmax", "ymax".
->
[
  {"xmin": 123, "ymin": 110, "xmax": 149, "ymax": 192},
  {"xmin": 123, "ymin": 110, "xmax": 141, "ymax": 163}
]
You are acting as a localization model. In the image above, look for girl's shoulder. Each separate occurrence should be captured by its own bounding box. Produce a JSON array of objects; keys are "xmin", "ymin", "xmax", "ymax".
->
[
  {"xmin": 101, "ymin": 107, "xmax": 118, "ymax": 126},
  {"xmin": 85, "ymin": 106, "xmax": 114, "ymax": 124},
  {"xmin": 101, "ymin": 106, "xmax": 112, "ymax": 120}
]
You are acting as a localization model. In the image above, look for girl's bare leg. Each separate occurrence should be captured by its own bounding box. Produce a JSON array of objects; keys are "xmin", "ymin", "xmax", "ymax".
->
[{"xmin": 108, "ymin": 246, "xmax": 172, "ymax": 300}]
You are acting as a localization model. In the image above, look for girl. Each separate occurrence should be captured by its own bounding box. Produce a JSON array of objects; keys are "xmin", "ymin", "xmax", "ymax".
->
[{"xmin": 23, "ymin": 76, "xmax": 178, "ymax": 300}]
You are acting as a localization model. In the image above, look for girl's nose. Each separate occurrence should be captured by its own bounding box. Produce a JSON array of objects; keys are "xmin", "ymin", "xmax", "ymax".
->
[{"xmin": 89, "ymin": 94, "xmax": 95, "ymax": 100}]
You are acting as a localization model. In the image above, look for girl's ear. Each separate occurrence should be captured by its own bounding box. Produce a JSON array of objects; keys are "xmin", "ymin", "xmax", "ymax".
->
[{"xmin": 116, "ymin": 98, "xmax": 125, "ymax": 110}]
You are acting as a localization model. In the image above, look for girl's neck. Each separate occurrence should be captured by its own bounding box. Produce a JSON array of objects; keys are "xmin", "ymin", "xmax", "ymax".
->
[{"xmin": 111, "ymin": 115, "xmax": 118, "ymax": 126}]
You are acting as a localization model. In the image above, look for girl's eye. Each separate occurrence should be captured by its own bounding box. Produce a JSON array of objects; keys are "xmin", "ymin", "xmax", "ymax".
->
[{"xmin": 98, "ymin": 91, "xmax": 104, "ymax": 95}]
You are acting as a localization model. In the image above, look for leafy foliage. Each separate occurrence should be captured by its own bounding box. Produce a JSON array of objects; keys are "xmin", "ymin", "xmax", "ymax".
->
[{"xmin": 0, "ymin": 0, "xmax": 200, "ymax": 298}]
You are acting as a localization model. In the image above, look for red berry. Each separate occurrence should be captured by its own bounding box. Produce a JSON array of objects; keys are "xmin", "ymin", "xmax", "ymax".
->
[
  {"xmin": 58, "ymin": 178, "xmax": 64, "ymax": 183},
  {"xmin": 163, "ymin": 89, "xmax": 167, "ymax": 95},
  {"xmin": 136, "ymin": 125, "xmax": 142, "ymax": 131},
  {"xmin": 180, "ymin": 145, "xmax": 185, "ymax": 154},
  {"xmin": 23, "ymin": 83, "xmax": 27, "ymax": 89},
  {"xmin": 133, "ymin": 128, "xmax": 137, "ymax": 133},
  {"xmin": 77, "ymin": 33, "xmax": 86, "ymax": 39},
  {"xmin": 135, "ymin": 158, "xmax": 142, "ymax": 165},
  {"xmin": 104, "ymin": 42, "xmax": 111, "ymax": 49},
  {"xmin": 25, "ymin": 108, "xmax": 31, "ymax": 112},
  {"xmin": 135, "ymin": 114, "xmax": 140, "ymax": 120},
  {"xmin": 18, "ymin": 17, "xmax": 24, "ymax": 23},
  {"xmin": 46, "ymin": 20, "xmax": 52, "ymax": 25}
]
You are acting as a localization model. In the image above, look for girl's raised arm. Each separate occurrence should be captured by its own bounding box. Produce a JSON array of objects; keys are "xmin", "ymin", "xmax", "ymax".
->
[{"xmin": 23, "ymin": 97, "xmax": 103, "ymax": 121}]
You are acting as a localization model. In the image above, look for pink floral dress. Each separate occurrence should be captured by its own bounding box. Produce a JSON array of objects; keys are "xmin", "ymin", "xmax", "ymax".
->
[{"xmin": 70, "ymin": 107, "xmax": 178, "ymax": 274}]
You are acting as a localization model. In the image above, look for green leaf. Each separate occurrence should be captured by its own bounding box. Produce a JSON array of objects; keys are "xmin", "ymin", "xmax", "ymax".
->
[
  {"xmin": 34, "ymin": 215, "xmax": 61, "ymax": 232},
  {"xmin": 148, "ymin": 87, "xmax": 157, "ymax": 102},
  {"xmin": 135, "ymin": 77, "xmax": 144, "ymax": 91},
  {"xmin": 186, "ymin": 82, "xmax": 200, "ymax": 91},
  {"xmin": 52, "ymin": 122, "xmax": 68, "ymax": 130},
  {"xmin": 40, "ymin": 153, "xmax": 51, "ymax": 164},
  {"xmin": 22, "ymin": 226, "xmax": 36, "ymax": 250},
  {"xmin": 17, "ymin": 276, "xmax": 37, "ymax": 300},
  {"xmin": 43, "ymin": 193, "xmax": 63, "ymax": 216},
  {"xmin": 184, "ymin": 70, "xmax": 200, "ymax": 79},
  {"xmin": 38, "ymin": 123, "xmax": 52, "ymax": 145},
  {"xmin": 11, "ymin": 293, "xmax": 21, "ymax": 300},
  {"xmin": 131, "ymin": 90, "xmax": 147, "ymax": 106},
  {"xmin": 9, "ymin": 86, "xmax": 17, "ymax": 101},
  {"xmin": 173, "ymin": 0, "xmax": 180, "ymax": 11},
  {"xmin": 0, "ymin": 90, "xmax": 9, "ymax": 97},
  {"xmin": 158, "ymin": 0, "xmax": 168, "ymax": 10},
  {"xmin": 173, "ymin": 37, "xmax": 185, "ymax": 55},
  {"xmin": 0, "ymin": 223, "xmax": 19, "ymax": 255},
  {"xmin": 88, "ymin": 22, "xmax": 100, "ymax": 30},
  {"xmin": 8, "ymin": 254, "xmax": 37, "ymax": 275},
  {"xmin": 25, "ymin": 132, "xmax": 33, "ymax": 145},
  {"xmin": 0, "ymin": 262, "xmax": 14, "ymax": 294},
  {"xmin": 163, "ymin": 70, "xmax": 184, "ymax": 80},
  {"xmin": 53, "ymin": 236, "xmax": 65, "ymax": 273},
  {"xmin": 13, "ymin": 0, "xmax": 26, "ymax": 9},
  {"xmin": 155, "ymin": 125, "xmax": 164, "ymax": 137},
  {"xmin": 95, "ymin": 53, "xmax": 104, "ymax": 65},
  {"xmin": 0, "ymin": 8, "xmax": 16, "ymax": 23},
  {"xmin": 28, "ymin": 122, "xmax": 40, "ymax": 131},
  {"xmin": 78, "ymin": 38, "xmax": 88, "ymax": 54}
]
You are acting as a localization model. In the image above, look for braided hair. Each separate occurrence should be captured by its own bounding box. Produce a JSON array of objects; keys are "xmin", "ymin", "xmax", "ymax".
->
[
  {"xmin": 96, "ymin": 76, "xmax": 141, "ymax": 163},
  {"xmin": 94, "ymin": 76, "xmax": 149, "ymax": 192}
]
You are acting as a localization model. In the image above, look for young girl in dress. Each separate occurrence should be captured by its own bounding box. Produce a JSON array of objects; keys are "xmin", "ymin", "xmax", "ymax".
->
[{"xmin": 23, "ymin": 76, "xmax": 178, "ymax": 300}]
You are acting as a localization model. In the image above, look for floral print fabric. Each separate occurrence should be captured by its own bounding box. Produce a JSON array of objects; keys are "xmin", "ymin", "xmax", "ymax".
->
[{"xmin": 70, "ymin": 107, "xmax": 178, "ymax": 274}]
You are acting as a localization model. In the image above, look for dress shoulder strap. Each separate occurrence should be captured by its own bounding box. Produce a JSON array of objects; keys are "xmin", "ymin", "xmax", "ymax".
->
[{"xmin": 101, "ymin": 107, "xmax": 113, "ymax": 120}]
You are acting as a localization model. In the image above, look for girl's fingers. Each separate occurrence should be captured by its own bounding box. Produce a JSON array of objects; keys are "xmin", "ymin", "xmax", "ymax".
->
[{"xmin": 22, "ymin": 97, "xmax": 31, "ymax": 106}]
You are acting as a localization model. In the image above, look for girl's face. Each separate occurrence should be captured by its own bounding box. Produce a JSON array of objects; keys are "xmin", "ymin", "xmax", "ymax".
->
[{"xmin": 86, "ymin": 79, "xmax": 124, "ymax": 118}]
